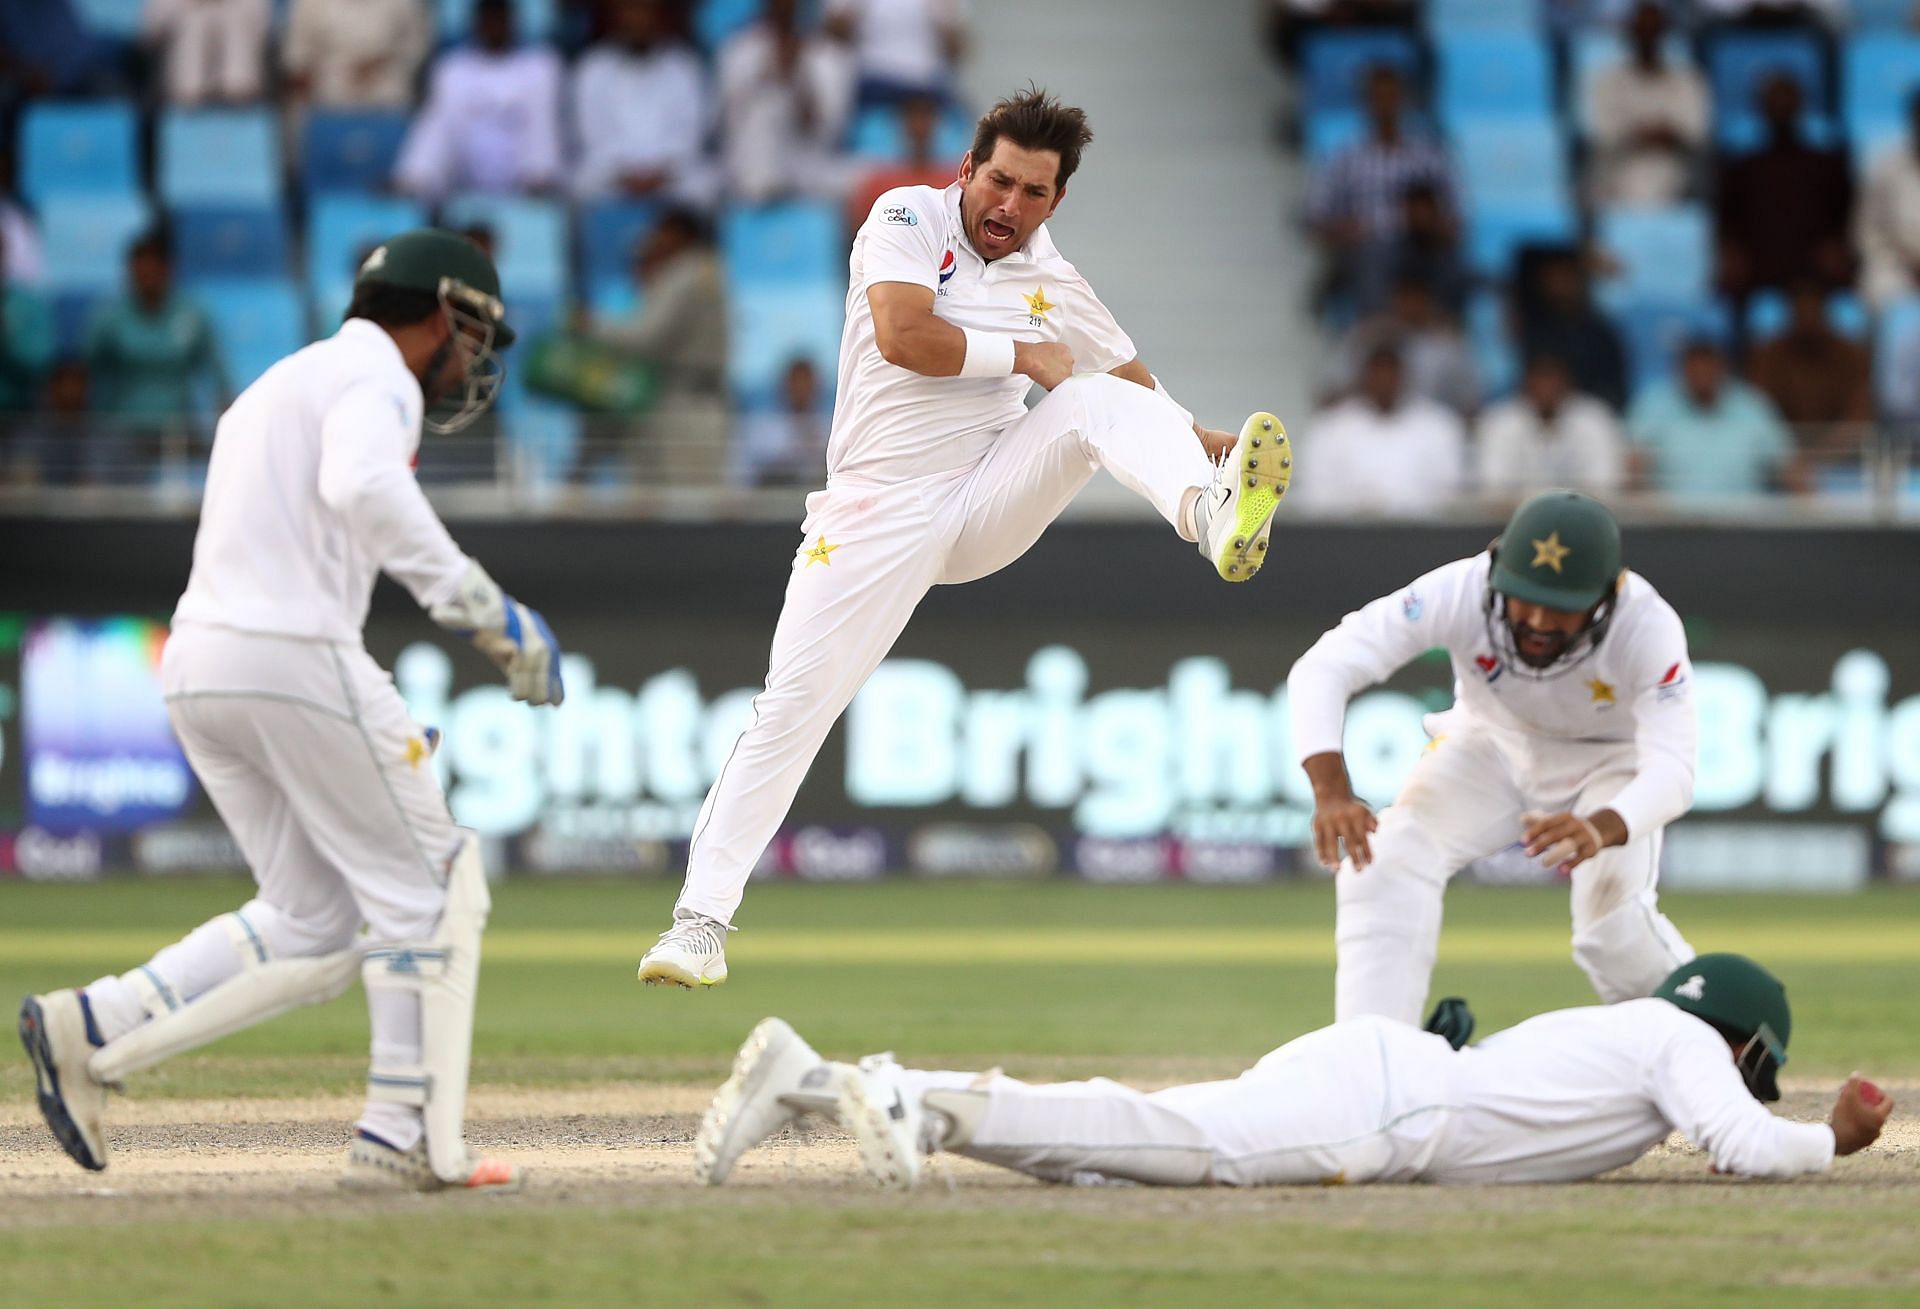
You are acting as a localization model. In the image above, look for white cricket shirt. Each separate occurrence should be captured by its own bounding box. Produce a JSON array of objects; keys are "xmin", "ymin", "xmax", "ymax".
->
[
  {"xmin": 172, "ymin": 318, "xmax": 472, "ymax": 644},
  {"xmin": 1286, "ymin": 553, "xmax": 1696, "ymax": 838},
  {"xmin": 1429, "ymin": 998, "xmax": 1835, "ymax": 1183},
  {"xmin": 829, "ymin": 182, "xmax": 1138, "ymax": 484}
]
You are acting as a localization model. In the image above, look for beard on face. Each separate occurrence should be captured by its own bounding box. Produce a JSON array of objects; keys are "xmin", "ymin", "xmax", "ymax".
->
[{"xmin": 1507, "ymin": 615, "xmax": 1574, "ymax": 668}]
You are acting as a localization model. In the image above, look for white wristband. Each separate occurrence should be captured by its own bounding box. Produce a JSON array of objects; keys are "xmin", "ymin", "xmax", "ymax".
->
[{"xmin": 959, "ymin": 328, "xmax": 1017, "ymax": 379}]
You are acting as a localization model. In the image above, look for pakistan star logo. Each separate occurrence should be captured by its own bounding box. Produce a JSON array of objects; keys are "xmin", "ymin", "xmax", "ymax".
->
[
  {"xmin": 1531, "ymin": 531, "xmax": 1571, "ymax": 573},
  {"xmin": 1023, "ymin": 287, "xmax": 1055, "ymax": 325},
  {"xmin": 804, "ymin": 535, "xmax": 841, "ymax": 567}
]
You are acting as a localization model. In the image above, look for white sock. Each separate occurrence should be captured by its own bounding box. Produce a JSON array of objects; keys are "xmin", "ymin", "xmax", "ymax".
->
[{"xmin": 1179, "ymin": 487, "xmax": 1204, "ymax": 543}]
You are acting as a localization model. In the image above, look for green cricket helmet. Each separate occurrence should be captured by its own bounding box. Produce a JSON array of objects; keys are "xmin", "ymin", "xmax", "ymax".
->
[
  {"xmin": 1484, "ymin": 490, "xmax": 1625, "ymax": 677},
  {"xmin": 353, "ymin": 228, "xmax": 514, "ymax": 433},
  {"xmin": 1654, "ymin": 954, "xmax": 1792, "ymax": 1102}
]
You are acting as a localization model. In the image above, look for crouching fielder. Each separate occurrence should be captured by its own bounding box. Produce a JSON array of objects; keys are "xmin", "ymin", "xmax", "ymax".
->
[
  {"xmin": 17, "ymin": 230, "xmax": 563, "ymax": 1192},
  {"xmin": 697, "ymin": 955, "xmax": 1892, "ymax": 1190},
  {"xmin": 1288, "ymin": 490, "xmax": 1698, "ymax": 1024}
]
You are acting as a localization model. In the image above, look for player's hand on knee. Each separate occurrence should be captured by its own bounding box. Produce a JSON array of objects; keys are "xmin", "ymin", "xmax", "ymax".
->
[
  {"xmin": 1831, "ymin": 1075, "xmax": 1894, "ymax": 1155},
  {"xmin": 1312, "ymin": 797, "xmax": 1378, "ymax": 871},
  {"xmin": 1013, "ymin": 341, "xmax": 1075, "ymax": 390},
  {"xmin": 429, "ymin": 559, "xmax": 567, "ymax": 707}
]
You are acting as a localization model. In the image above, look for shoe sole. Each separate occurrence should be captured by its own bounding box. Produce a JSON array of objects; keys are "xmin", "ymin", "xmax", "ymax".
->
[
  {"xmin": 1213, "ymin": 412, "xmax": 1291, "ymax": 583},
  {"xmin": 339, "ymin": 1158, "xmax": 527, "ymax": 1194},
  {"xmin": 18, "ymin": 996, "xmax": 105, "ymax": 1172},
  {"xmin": 637, "ymin": 957, "xmax": 727, "ymax": 989},
  {"xmin": 838, "ymin": 1074, "xmax": 919, "ymax": 1192},
  {"xmin": 694, "ymin": 1017, "xmax": 801, "ymax": 1186}
]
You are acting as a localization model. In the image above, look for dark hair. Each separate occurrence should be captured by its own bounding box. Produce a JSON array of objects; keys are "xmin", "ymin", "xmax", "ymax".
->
[
  {"xmin": 970, "ymin": 86, "xmax": 1093, "ymax": 192},
  {"xmin": 345, "ymin": 282, "xmax": 441, "ymax": 329},
  {"xmin": 128, "ymin": 228, "xmax": 171, "ymax": 264}
]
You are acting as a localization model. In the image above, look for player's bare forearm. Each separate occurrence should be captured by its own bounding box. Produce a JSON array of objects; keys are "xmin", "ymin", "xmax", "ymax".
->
[
  {"xmin": 1303, "ymin": 751, "xmax": 1354, "ymax": 802},
  {"xmin": 1305, "ymin": 751, "xmax": 1377, "ymax": 870},
  {"xmin": 869, "ymin": 284, "xmax": 968, "ymax": 376}
]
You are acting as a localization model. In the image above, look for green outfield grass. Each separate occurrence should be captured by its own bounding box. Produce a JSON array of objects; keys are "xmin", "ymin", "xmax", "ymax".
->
[{"xmin": 3, "ymin": 877, "xmax": 1918, "ymax": 1308}]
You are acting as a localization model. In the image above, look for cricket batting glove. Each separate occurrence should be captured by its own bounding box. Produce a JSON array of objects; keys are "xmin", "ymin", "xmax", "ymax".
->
[{"xmin": 430, "ymin": 560, "xmax": 566, "ymax": 706}]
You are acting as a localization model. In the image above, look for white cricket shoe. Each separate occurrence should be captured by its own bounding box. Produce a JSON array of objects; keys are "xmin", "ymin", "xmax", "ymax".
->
[
  {"xmin": 1198, "ymin": 411, "xmax": 1291, "ymax": 583},
  {"xmin": 338, "ymin": 1130, "xmax": 525, "ymax": 1193},
  {"xmin": 837, "ymin": 1053, "xmax": 934, "ymax": 1191},
  {"xmin": 18, "ymin": 990, "xmax": 110, "ymax": 1172},
  {"xmin": 637, "ymin": 914, "xmax": 732, "ymax": 988},
  {"xmin": 694, "ymin": 1017, "xmax": 842, "ymax": 1185}
]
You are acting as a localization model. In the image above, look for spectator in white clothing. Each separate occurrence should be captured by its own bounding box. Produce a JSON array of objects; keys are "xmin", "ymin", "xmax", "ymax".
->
[
  {"xmin": 1583, "ymin": 2, "xmax": 1709, "ymax": 208},
  {"xmin": 718, "ymin": 0, "xmax": 855, "ymax": 204},
  {"xmin": 1856, "ymin": 92, "xmax": 1920, "ymax": 310},
  {"xmin": 143, "ymin": 0, "xmax": 271, "ymax": 105},
  {"xmin": 824, "ymin": 0, "xmax": 966, "ymax": 108},
  {"xmin": 395, "ymin": 0, "xmax": 563, "ymax": 200},
  {"xmin": 0, "ymin": 150, "xmax": 42, "ymax": 287},
  {"xmin": 1474, "ymin": 354, "xmax": 1628, "ymax": 500},
  {"xmin": 1293, "ymin": 344, "xmax": 1466, "ymax": 518},
  {"xmin": 571, "ymin": 0, "xmax": 713, "ymax": 204},
  {"xmin": 284, "ymin": 0, "xmax": 433, "ymax": 110}
]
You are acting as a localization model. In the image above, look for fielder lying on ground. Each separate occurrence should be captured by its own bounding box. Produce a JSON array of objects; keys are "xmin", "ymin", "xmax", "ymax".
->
[{"xmin": 695, "ymin": 954, "xmax": 1892, "ymax": 1190}]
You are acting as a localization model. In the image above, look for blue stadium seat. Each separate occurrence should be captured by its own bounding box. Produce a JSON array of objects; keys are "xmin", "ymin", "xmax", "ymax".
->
[
  {"xmin": 438, "ymin": 0, "xmax": 555, "ymax": 42},
  {"xmin": 1746, "ymin": 289, "xmax": 1868, "ymax": 342},
  {"xmin": 1467, "ymin": 201, "xmax": 1577, "ymax": 280},
  {"xmin": 579, "ymin": 200, "xmax": 663, "ymax": 295},
  {"xmin": 301, "ymin": 109, "xmax": 411, "ymax": 197},
  {"xmin": 694, "ymin": 0, "xmax": 766, "ymax": 52},
  {"xmin": 158, "ymin": 109, "xmax": 282, "ymax": 208},
  {"xmin": 197, "ymin": 278, "xmax": 310, "ymax": 393},
  {"xmin": 847, "ymin": 105, "xmax": 976, "ymax": 161},
  {"xmin": 72, "ymin": 0, "xmax": 144, "ymax": 39},
  {"xmin": 306, "ymin": 195, "xmax": 429, "ymax": 308},
  {"xmin": 1428, "ymin": 0, "xmax": 1533, "ymax": 29},
  {"xmin": 1704, "ymin": 28, "xmax": 1828, "ymax": 149},
  {"xmin": 1852, "ymin": 0, "xmax": 1913, "ymax": 29},
  {"xmin": 441, "ymin": 194, "xmax": 569, "ymax": 300},
  {"xmin": 1457, "ymin": 121, "xmax": 1568, "ymax": 211},
  {"xmin": 1595, "ymin": 206, "xmax": 1711, "ymax": 310},
  {"xmin": 19, "ymin": 101, "xmax": 139, "ymax": 205},
  {"xmin": 1465, "ymin": 290, "xmax": 1516, "ymax": 399},
  {"xmin": 503, "ymin": 399, "xmax": 584, "ymax": 487},
  {"xmin": 38, "ymin": 192, "xmax": 151, "ymax": 292},
  {"xmin": 1303, "ymin": 109, "xmax": 1365, "ymax": 164},
  {"xmin": 723, "ymin": 202, "xmax": 842, "ymax": 286},
  {"xmin": 1616, "ymin": 298, "xmax": 1732, "ymax": 393},
  {"xmin": 173, "ymin": 207, "xmax": 290, "ymax": 282},
  {"xmin": 728, "ymin": 284, "xmax": 845, "ymax": 406},
  {"xmin": 1844, "ymin": 36, "xmax": 1920, "ymax": 152},
  {"xmin": 1436, "ymin": 31, "xmax": 1553, "ymax": 126},
  {"xmin": 1298, "ymin": 29, "xmax": 1422, "ymax": 116}
]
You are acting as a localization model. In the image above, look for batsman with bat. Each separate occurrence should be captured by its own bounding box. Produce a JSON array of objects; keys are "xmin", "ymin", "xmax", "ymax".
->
[
  {"xmin": 1288, "ymin": 490, "xmax": 1700, "ymax": 1024},
  {"xmin": 639, "ymin": 87, "xmax": 1291, "ymax": 989},
  {"xmin": 18, "ymin": 230, "xmax": 562, "ymax": 1192}
]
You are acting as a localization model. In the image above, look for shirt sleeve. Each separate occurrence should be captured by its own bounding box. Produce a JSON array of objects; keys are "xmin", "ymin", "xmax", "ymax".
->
[
  {"xmin": 1647, "ymin": 1014, "xmax": 1835, "ymax": 1179},
  {"xmin": 854, "ymin": 189, "xmax": 945, "ymax": 293},
  {"xmin": 1287, "ymin": 556, "xmax": 1485, "ymax": 761},
  {"xmin": 1050, "ymin": 263, "xmax": 1136, "ymax": 377},
  {"xmin": 315, "ymin": 382, "xmax": 472, "ymax": 609},
  {"xmin": 1603, "ymin": 592, "xmax": 1697, "ymax": 838}
]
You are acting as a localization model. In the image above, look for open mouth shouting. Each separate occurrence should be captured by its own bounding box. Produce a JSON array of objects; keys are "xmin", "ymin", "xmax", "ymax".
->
[{"xmin": 980, "ymin": 215, "xmax": 1018, "ymax": 249}]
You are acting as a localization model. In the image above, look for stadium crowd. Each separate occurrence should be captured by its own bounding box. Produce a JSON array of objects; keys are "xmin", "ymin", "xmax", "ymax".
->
[
  {"xmin": 1277, "ymin": 0, "xmax": 1920, "ymax": 510},
  {"xmin": 0, "ymin": 0, "xmax": 967, "ymax": 489}
]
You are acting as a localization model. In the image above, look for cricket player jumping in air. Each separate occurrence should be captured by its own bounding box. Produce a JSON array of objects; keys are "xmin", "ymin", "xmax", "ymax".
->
[
  {"xmin": 1289, "ymin": 490, "xmax": 1697, "ymax": 1025},
  {"xmin": 18, "ymin": 230, "xmax": 563, "ymax": 1192},
  {"xmin": 698, "ymin": 955, "xmax": 1894, "ymax": 1190},
  {"xmin": 640, "ymin": 87, "xmax": 1292, "ymax": 989}
]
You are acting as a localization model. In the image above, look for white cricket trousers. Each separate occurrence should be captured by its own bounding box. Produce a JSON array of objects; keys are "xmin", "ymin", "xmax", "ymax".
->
[
  {"xmin": 82, "ymin": 624, "xmax": 461, "ymax": 1146},
  {"xmin": 675, "ymin": 374, "xmax": 1214, "ymax": 923},
  {"xmin": 1335, "ymin": 726, "xmax": 1694, "ymax": 1025},
  {"xmin": 901, "ymin": 1017, "xmax": 1458, "ymax": 1187}
]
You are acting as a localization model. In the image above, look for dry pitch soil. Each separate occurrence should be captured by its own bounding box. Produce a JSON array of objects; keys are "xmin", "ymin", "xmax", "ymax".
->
[{"xmin": 3, "ymin": 1081, "xmax": 1916, "ymax": 1229}]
